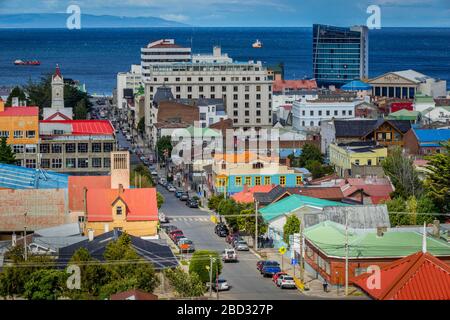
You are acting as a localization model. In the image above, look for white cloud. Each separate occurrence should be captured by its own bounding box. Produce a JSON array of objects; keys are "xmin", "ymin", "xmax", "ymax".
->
[{"xmin": 160, "ymin": 14, "xmax": 189, "ymax": 22}]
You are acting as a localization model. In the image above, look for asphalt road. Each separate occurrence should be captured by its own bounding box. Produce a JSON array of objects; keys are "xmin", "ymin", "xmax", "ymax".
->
[{"xmin": 158, "ymin": 186, "xmax": 309, "ymax": 300}]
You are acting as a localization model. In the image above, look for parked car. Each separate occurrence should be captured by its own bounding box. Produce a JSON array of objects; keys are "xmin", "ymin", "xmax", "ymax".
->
[
  {"xmin": 168, "ymin": 185, "xmax": 177, "ymax": 192},
  {"xmin": 256, "ymin": 260, "xmax": 266, "ymax": 272},
  {"xmin": 173, "ymin": 235, "xmax": 188, "ymax": 245},
  {"xmin": 215, "ymin": 224, "xmax": 229, "ymax": 237},
  {"xmin": 211, "ymin": 279, "xmax": 230, "ymax": 292},
  {"xmin": 169, "ymin": 230, "xmax": 184, "ymax": 241},
  {"xmin": 178, "ymin": 239, "xmax": 195, "ymax": 253},
  {"xmin": 226, "ymin": 233, "xmax": 239, "ymax": 244},
  {"xmin": 272, "ymin": 272, "xmax": 288, "ymax": 285},
  {"xmin": 186, "ymin": 199, "xmax": 199, "ymax": 208},
  {"xmin": 162, "ymin": 225, "xmax": 178, "ymax": 233},
  {"xmin": 235, "ymin": 240, "xmax": 249, "ymax": 251},
  {"xmin": 159, "ymin": 212, "xmax": 169, "ymax": 224},
  {"xmin": 179, "ymin": 193, "xmax": 189, "ymax": 201},
  {"xmin": 175, "ymin": 190, "xmax": 184, "ymax": 198},
  {"xmin": 232, "ymin": 237, "xmax": 244, "ymax": 248},
  {"xmin": 261, "ymin": 261, "xmax": 281, "ymax": 277},
  {"xmin": 151, "ymin": 170, "xmax": 158, "ymax": 176},
  {"xmin": 277, "ymin": 275, "xmax": 296, "ymax": 289},
  {"xmin": 166, "ymin": 184, "xmax": 174, "ymax": 191},
  {"xmin": 222, "ymin": 249, "xmax": 238, "ymax": 263}
]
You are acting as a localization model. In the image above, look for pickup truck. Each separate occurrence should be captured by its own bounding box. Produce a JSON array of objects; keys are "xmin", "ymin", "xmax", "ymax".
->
[
  {"xmin": 222, "ymin": 249, "xmax": 238, "ymax": 263},
  {"xmin": 261, "ymin": 261, "xmax": 281, "ymax": 278}
]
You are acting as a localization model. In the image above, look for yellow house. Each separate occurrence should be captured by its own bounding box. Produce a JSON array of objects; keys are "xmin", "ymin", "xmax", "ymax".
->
[
  {"xmin": 0, "ymin": 98, "xmax": 39, "ymax": 166},
  {"xmin": 329, "ymin": 142, "xmax": 388, "ymax": 177}
]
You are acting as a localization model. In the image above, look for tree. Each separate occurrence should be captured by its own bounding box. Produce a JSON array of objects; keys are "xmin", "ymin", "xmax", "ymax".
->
[
  {"xmin": 165, "ymin": 267, "xmax": 206, "ymax": 298},
  {"xmin": 6, "ymin": 86, "xmax": 27, "ymax": 106},
  {"xmin": 0, "ymin": 137, "xmax": 16, "ymax": 164},
  {"xmin": 157, "ymin": 192, "xmax": 165, "ymax": 209},
  {"xmin": 189, "ymin": 250, "xmax": 222, "ymax": 284},
  {"xmin": 425, "ymin": 141, "xmax": 450, "ymax": 213},
  {"xmin": 23, "ymin": 269, "xmax": 66, "ymax": 300},
  {"xmin": 237, "ymin": 208, "xmax": 267, "ymax": 236},
  {"xmin": 208, "ymin": 194, "xmax": 224, "ymax": 211},
  {"xmin": 130, "ymin": 164, "xmax": 154, "ymax": 188},
  {"xmin": 385, "ymin": 196, "xmax": 436, "ymax": 227},
  {"xmin": 283, "ymin": 215, "xmax": 300, "ymax": 245},
  {"xmin": 382, "ymin": 147, "xmax": 423, "ymax": 199},
  {"xmin": 298, "ymin": 144, "xmax": 323, "ymax": 168},
  {"xmin": 138, "ymin": 117, "xmax": 145, "ymax": 135},
  {"xmin": 385, "ymin": 197, "xmax": 409, "ymax": 227},
  {"xmin": 74, "ymin": 99, "xmax": 88, "ymax": 120},
  {"xmin": 156, "ymin": 136, "xmax": 173, "ymax": 160},
  {"xmin": 416, "ymin": 196, "xmax": 438, "ymax": 225}
]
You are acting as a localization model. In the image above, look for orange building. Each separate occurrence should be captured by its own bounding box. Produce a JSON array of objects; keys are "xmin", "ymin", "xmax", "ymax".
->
[
  {"xmin": 0, "ymin": 98, "xmax": 39, "ymax": 167},
  {"xmin": 68, "ymin": 151, "xmax": 159, "ymax": 238}
]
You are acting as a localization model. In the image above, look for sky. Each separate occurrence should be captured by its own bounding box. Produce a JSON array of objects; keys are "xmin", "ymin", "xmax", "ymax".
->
[{"xmin": 0, "ymin": 0, "xmax": 450, "ymax": 27}]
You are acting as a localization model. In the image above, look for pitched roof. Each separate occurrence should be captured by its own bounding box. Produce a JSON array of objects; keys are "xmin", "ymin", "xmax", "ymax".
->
[
  {"xmin": 387, "ymin": 109, "xmax": 420, "ymax": 121},
  {"xmin": 254, "ymin": 185, "xmax": 290, "ymax": 206},
  {"xmin": 40, "ymin": 120, "xmax": 115, "ymax": 135},
  {"xmin": 0, "ymin": 106, "xmax": 39, "ymax": 117},
  {"xmin": 86, "ymin": 188, "xmax": 158, "ymax": 222},
  {"xmin": 110, "ymin": 289, "xmax": 158, "ymax": 300},
  {"xmin": 288, "ymin": 187, "xmax": 345, "ymax": 201},
  {"xmin": 333, "ymin": 120, "xmax": 378, "ymax": 137},
  {"xmin": 352, "ymin": 252, "xmax": 450, "ymax": 300},
  {"xmin": 413, "ymin": 128, "xmax": 450, "ymax": 143},
  {"xmin": 393, "ymin": 70, "xmax": 428, "ymax": 83},
  {"xmin": 259, "ymin": 194, "xmax": 349, "ymax": 222},
  {"xmin": 305, "ymin": 221, "xmax": 450, "ymax": 259},
  {"xmin": 231, "ymin": 185, "xmax": 276, "ymax": 204},
  {"xmin": 273, "ymin": 79, "xmax": 318, "ymax": 92},
  {"xmin": 68, "ymin": 176, "xmax": 111, "ymax": 212}
]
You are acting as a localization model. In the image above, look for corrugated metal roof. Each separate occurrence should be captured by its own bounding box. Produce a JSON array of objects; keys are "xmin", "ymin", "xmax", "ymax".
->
[
  {"xmin": 40, "ymin": 120, "xmax": 115, "ymax": 135},
  {"xmin": 352, "ymin": 252, "xmax": 450, "ymax": 300},
  {"xmin": 414, "ymin": 128, "xmax": 450, "ymax": 142}
]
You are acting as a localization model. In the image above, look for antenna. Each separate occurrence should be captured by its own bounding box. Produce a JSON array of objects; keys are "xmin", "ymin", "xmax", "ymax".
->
[{"xmin": 422, "ymin": 222, "xmax": 427, "ymax": 253}]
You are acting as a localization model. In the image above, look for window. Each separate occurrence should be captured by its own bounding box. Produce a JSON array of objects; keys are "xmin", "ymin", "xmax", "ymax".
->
[
  {"xmin": 66, "ymin": 158, "xmax": 76, "ymax": 168},
  {"xmin": 349, "ymin": 110, "xmax": 353, "ymax": 116},
  {"xmin": 245, "ymin": 94, "xmax": 250, "ymax": 100},
  {"xmin": 310, "ymin": 121, "xmax": 314, "ymax": 127},
  {"xmin": 78, "ymin": 158, "xmax": 89, "ymax": 168},
  {"xmin": 78, "ymin": 143, "xmax": 88, "ymax": 153},
  {"xmin": 342, "ymin": 110, "xmax": 346, "ymax": 116},
  {"xmin": 279, "ymin": 176, "xmax": 286, "ymax": 186},
  {"xmin": 187, "ymin": 86, "xmax": 192, "ymax": 92},
  {"xmin": 264, "ymin": 176, "xmax": 271, "ymax": 185},
  {"xmin": 233, "ymin": 102, "xmax": 238, "ymax": 109},
  {"xmin": 103, "ymin": 143, "xmax": 113, "ymax": 152},
  {"xmin": 233, "ymin": 86, "xmax": 238, "ymax": 92},
  {"xmin": 296, "ymin": 176, "xmax": 302, "ymax": 185},
  {"xmin": 318, "ymin": 111, "xmax": 322, "ymax": 116},
  {"xmin": 41, "ymin": 159, "xmax": 50, "ymax": 169},
  {"xmin": 334, "ymin": 110, "xmax": 338, "ymax": 116},
  {"xmin": 176, "ymin": 86, "xmax": 181, "ymax": 92},
  {"xmin": 26, "ymin": 159, "xmax": 36, "ymax": 169},
  {"xmin": 245, "ymin": 102, "xmax": 250, "ymax": 108},
  {"xmin": 199, "ymin": 86, "xmax": 204, "ymax": 92},
  {"xmin": 25, "ymin": 145, "xmax": 36, "ymax": 153},
  {"xmin": 310, "ymin": 111, "xmax": 314, "ymax": 116},
  {"xmin": 104, "ymin": 157, "xmax": 111, "ymax": 168},
  {"xmin": 26, "ymin": 130, "xmax": 35, "ymax": 138},
  {"xmin": 53, "ymin": 130, "xmax": 64, "ymax": 135},
  {"xmin": 211, "ymin": 86, "xmax": 215, "ymax": 92},
  {"xmin": 13, "ymin": 145, "xmax": 24, "ymax": 153},
  {"xmin": 13, "ymin": 131, "xmax": 23, "ymax": 139},
  {"xmin": 233, "ymin": 94, "xmax": 238, "ymax": 100},
  {"xmin": 233, "ymin": 111, "xmax": 238, "ymax": 117},
  {"xmin": 245, "ymin": 177, "xmax": 252, "ymax": 186},
  {"xmin": 0, "ymin": 131, "xmax": 9, "ymax": 138},
  {"xmin": 92, "ymin": 143, "xmax": 102, "ymax": 153},
  {"xmin": 235, "ymin": 176, "xmax": 242, "ymax": 186},
  {"xmin": 65, "ymin": 143, "xmax": 76, "ymax": 153},
  {"xmin": 368, "ymin": 159, "xmax": 372, "ymax": 166},
  {"xmin": 37, "ymin": 143, "xmax": 49, "ymax": 154},
  {"xmin": 245, "ymin": 111, "xmax": 250, "ymax": 116},
  {"xmin": 51, "ymin": 158, "xmax": 62, "ymax": 169},
  {"xmin": 199, "ymin": 77, "xmax": 203, "ymax": 82},
  {"xmin": 222, "ymin": 86, "xmax": 227, "ymax": 92},
  {"xmin": 255, "ymin": 176, "xmax": 261, "ymax": 186},
  {"xmin": 116, "ymin": 206, "xmax": 123, "ymax": 216},
  {"xmin": 221, "ymin": 77, "xmax": 226, "ymax": 81},
  {"xmin": 92, "ymin": 158, "xmax": 102, "ymax": 168},
  {"xmin": 52, "ymin": 144, "xmax": 62, "ymax": 153},
  {"xmin": 326, "ymin": 111, "xmax": 330, "ymax": 116}
]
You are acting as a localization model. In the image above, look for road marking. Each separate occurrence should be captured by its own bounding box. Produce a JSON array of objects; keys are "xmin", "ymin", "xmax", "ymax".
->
[{"xmin": 170, "ymin": 217, "xmax": 211, "ymax": 223}]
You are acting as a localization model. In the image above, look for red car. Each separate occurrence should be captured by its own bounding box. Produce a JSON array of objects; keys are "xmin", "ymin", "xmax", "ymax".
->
[
  {"xmin": 272, "ymin": 272, "xmax": 288, "ymax": 285},
  {"xmin": 169, "ymin": 230, "xmax": 183, "ymax": 241},
  {"xmin": 256, "ymin": 260, "xmax": 265, "ymax": 272}
]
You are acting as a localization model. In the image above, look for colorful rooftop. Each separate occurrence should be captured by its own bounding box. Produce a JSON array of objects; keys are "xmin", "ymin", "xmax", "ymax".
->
[
  {"xmin": 0, "ymin": 106, "xmax": 39, "ymax": 117},
  {"xmin": 412, "ymin": 128, "xmax": 450, "ymax": 144},
  {"xmin": 352, "ymin": 252, "xmax": 450, "ymax": 300},
  {"xmin": 231, "ymin": 185, "xmax": 276, "ymax": 204},
  {"xmin": 40, "ymin": 120, "xmax": 115, "ymax": 135},
  {"xmin": 305, "ymin": 221, "xmax": 450, "ymax": 259},
  {"xmin": 341, "ymin": 80, "xmax": 372, "ymax": 91},
  {"xmin": 259, "ymin": 194, "xmax": 350, "ymax": 222},
  {"xmin": 273, "ymin": 79, "xmax": 318, "ymax": 92},
  {"xmin": 387, "ymin": 109, "xmax": 421, "ymax": 121},
  {"xmin": 0, "ymin": 163, "xmax": 68, "ymax": 189}
]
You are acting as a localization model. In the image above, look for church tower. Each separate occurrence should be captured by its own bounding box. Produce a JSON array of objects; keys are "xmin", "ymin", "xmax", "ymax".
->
[
  {"xmin": 43, "ymin": 65, "xmax": 73, "ymax": 120},
  {"xmin": 51, "ymin": 64, "xmax": 65, "ymax": 109}
]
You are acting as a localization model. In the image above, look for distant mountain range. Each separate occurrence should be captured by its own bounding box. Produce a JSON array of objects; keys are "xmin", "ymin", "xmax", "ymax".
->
[{"xmin": 0, "ymin": 13, "xmax": 189, "ymax": 28}]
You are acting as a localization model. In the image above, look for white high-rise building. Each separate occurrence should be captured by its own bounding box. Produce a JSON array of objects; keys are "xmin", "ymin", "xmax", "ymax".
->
[{"xmin": 116, "ymin": 64, "xmax": 143, "ymax": 110}]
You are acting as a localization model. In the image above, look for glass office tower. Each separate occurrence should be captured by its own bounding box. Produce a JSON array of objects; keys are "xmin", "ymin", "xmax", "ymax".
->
[{"xmin": 313, "ymin": 24, "xmax": 369, "ymax": 88}]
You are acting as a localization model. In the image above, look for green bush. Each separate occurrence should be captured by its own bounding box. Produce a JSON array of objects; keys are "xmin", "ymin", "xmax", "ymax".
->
[{"xmin": 189, "ymin": 250, "xmax": 222, "ymax": 283}]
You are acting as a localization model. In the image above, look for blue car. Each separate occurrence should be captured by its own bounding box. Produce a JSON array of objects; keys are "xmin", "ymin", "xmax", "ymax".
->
[{"xmin": 261, "ymin": 261, "xmax": 281, "ymax": 277}]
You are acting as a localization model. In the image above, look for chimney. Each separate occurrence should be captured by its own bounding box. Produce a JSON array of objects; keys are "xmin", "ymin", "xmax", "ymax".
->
[
  {"xmin": 0, "ymin": 98, "xmax": 4, "ymax": 112},
  {"xmin": 119, "ymin": 184, "xmax": 124, "ymax": 194},
  {"xmin": 88, "ymin": 229, "xmax": 94, "ymax": 241},
  {"xmin": 432, "ymin": 220, "xmax": 440, "ymax": 238},
  {"xmin": 111, "ymin": 151, "xmax": 130, "ymax": 189},
  {"xmin": 11, "ymin": 232, "xmax": 17, "ymax": 247}
]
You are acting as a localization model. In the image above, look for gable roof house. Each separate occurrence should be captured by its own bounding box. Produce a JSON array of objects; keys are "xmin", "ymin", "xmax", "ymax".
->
[{"xmin": 403, "ymin": 128, "xmax": 450, "ymax": 156}]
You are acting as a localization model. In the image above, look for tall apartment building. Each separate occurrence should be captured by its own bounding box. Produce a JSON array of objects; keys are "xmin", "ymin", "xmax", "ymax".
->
[
  {"xmin": 313, "ymin": 24, "xmax": 369, "ymax": 87},
  {"xmin": 142, "ymin": 44, "xmax": 272, "ymax": 132},
  {"xmin": 116, "ymin": 64, "xmax": 143, "ymax": 110}
]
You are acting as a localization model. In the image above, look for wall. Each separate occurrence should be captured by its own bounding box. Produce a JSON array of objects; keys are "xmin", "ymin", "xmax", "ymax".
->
[{"xmin": 86, "ymin": 220, "xmax": 158, "ymax": 238}]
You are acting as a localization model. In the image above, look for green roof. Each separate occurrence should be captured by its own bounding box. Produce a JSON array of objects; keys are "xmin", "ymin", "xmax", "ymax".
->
[
  {"xmin": 415, "ymin": 94, "xmax": 435, "ymax": 104},
  {"xmin": 387, "ymin": 109, "xmax": 420, "ymax": 121},
  {"xmin": 305, "ymin": 221, "xmax": 450, "ymax": 258},
  {"xmin": 259, "ymin": 194, "xmax": 349, "ymax": 222}
]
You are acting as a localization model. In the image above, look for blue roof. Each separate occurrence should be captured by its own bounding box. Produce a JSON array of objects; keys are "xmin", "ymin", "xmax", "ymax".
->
[
  {"xmin": 341, "ymin": 80, "xmax": 372, "ymax": 91},
  {"xmin": 414, "ymin": 129, "xmax": 450, "ymax": 143},
  {"xmin": 0, "ymin": 163, "xmax": 68, "ymax": 189}
]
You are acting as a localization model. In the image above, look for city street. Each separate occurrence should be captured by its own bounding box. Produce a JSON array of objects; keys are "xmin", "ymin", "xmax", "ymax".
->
[{"xmin": 158, "ymin": 187, "xmax": 310, "ymax": 300}]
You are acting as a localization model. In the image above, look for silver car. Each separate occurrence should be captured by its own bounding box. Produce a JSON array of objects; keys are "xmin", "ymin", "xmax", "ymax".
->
[
  {"xmin": 212, "ymin": 279, "xmax": 230, "ymax": 292},
  {"xmin": 235, "ymin": 240, "xmax": 249, "ymax": 251},
  {"xmin": 277, "ymin": 275, "xmax": 296, "ymax": 289}
]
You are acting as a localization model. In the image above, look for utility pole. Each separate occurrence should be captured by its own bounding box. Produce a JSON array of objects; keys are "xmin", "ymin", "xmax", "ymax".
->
[
  {"xmin": 209, "ymin": 256, "xmax": 213, "ymax": 298},
  {"xmin": 345, "ymin": 208, "xmax": 349, "ymax": 296},
  {"xmin": 24, "ymin": 212, "xmax": 28, "ymax": 261},
  {"xmin": 255, "ymin": 201, "xmax": 259, "ymax": 252},
  {"xmin": 299, "ymin": 222, "xmax": 304, "ymax": 282}
]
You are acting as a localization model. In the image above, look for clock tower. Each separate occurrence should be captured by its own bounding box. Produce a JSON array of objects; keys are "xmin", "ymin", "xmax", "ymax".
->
[{"xmin": 44, "ymin": 64, "xmax": 73, "ymax": 120}]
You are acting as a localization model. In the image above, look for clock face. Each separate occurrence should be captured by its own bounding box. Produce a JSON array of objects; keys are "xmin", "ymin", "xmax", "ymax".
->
[{"xmin": 55, "ymin": 88, "xmax": 62, "ymax": 97}]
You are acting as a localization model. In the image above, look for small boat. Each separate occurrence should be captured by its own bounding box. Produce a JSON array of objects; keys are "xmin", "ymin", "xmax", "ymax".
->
[
  {"xmin": 14, "ymin": 59, "xmax": 41, "ymax": 66},
  {"xmin": 252, "ymin": 39, "xmax": 262, "ymax": 49}
]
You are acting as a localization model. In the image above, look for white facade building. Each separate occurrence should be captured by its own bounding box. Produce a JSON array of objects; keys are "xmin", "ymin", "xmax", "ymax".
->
[
  {"xmin": 197, "ymin": 98, "xmax": 228, "ymax": 128},
  {"xmin": 292, "ymin": 93, "xmax": 359, "ymax": 130},
  {"xmin": 192, "ymin": 46, "xmax": 233, "ymax": 64},
  {"xmin": 116, "ymin": 64, "xmax": 142, "ymax": 110},
  {"xmin": 43, "ymin": 65, "xmax": 73, "ymax": 120}
]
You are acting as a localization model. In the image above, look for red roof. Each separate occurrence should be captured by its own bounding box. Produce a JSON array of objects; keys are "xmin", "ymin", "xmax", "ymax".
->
[
  {"xmin": 86, "ymin": 188, "xmax": 158, "ymax": 222},
  {"xmin": 0, "ymin": 106, "xmax": 39, "ymax": 117},
  {"xmin": 53, "ymin": 64, "xmax": 62, "ymax": 79},
  {"xmin": 110, "ymin": 289, "xmax": 158, "ymax": 300},
  {"xmin": 352, "ymin": 252, "xmax": 450, "ymax": 300},
  {"xmin": 288, "ymin": 187, "xmax": 345, "ymax": 201},
  {"xmin": 232, "ymin": 185, "xmax": 276, "ymax": 204},
  {"xmin": 273, "ymin": 79, "xmax": 318, "ymax": 93},
  {"xmin": 68, "ymin": 176, "xmax": 111, "ymax": 212},
  {"xmin": 40, "ymin": 120, "xmax": 115, "ymax": 135}
]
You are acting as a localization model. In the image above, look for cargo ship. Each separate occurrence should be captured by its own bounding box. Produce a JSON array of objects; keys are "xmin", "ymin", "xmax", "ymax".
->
[{"xmin": 14, "ymin": 60, "xmax": 41, "ymax": 66}]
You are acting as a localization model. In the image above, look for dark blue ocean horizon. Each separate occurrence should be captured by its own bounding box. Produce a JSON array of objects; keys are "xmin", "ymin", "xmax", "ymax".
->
[{"xmin": 0, "ymin": 27, "xmax": 449, "ymax": 95}]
